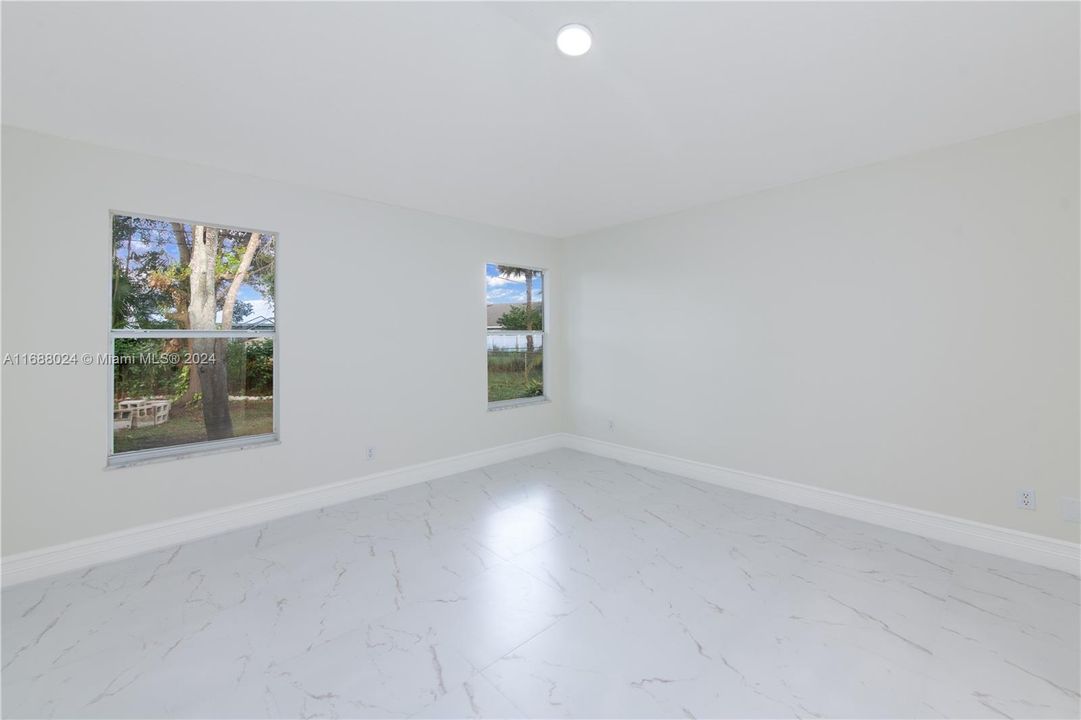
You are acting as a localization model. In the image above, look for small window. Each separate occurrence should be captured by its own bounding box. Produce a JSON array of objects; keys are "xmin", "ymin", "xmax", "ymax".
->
[
  {"xmin": 109, "ymin": 213, "xmax": 277, "ymax": 464},
  {"xmin": 486, "ymin": 263, "xmax": 545, "ymax": 407}
]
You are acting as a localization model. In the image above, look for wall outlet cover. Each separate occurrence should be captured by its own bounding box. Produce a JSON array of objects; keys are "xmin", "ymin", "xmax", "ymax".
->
[{"xmin": 1016, "ymin": 488, "xmax": 1036, "ymax": 510}]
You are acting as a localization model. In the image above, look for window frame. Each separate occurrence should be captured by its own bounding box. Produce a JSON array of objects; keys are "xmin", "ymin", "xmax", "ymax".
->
[
  {"xmin": 485, "ymin": 261, "xmax": 550, "ymax": 411},
  {"xmin": 106, "ymin": 210, "xmax": 280, "ymax": 468}
]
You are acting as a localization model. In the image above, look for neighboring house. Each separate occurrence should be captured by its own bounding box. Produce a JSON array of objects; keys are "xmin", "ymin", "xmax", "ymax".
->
[
  {"xmin": 486, "ymin": 303, "xmax": 543, "ymax": 330},
  {"xmin": 236, "ymin": 315, "xmax": 275, "ymax": 332}
]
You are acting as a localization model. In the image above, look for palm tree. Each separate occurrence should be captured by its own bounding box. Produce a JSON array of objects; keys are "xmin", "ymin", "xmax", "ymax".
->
[
  {"xmin": 497, "ymin": 266, "xmax": 540, "ymax": 382},
  {"xmin": 497, "ymin": 264, "xmax": 538, "ymax": 342}
]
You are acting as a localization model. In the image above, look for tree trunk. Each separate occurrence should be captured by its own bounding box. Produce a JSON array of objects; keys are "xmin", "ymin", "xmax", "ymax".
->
[
  {"xmin": 171, "ymin": 223, "xmax": 201, "ymax": 405},
  {"xmin": 220, "ymin": 232, "xmax": 261, "ymax": 330},
  {"xmin": 524, "ymin": 271, "xmax": 535, "ymax": 378},
  {"xmin": 188, "ymin": 225, "xmax": 233, "ymax": 440},
  {"xmin": 175, "ymin": 338, "xmax": 202, "ymax": 405}
]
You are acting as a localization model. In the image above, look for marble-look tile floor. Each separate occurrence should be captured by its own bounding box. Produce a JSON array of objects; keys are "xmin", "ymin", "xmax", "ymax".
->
[{"xmin": 3, "ymin": 450, "xmax": 1079, "ymax": 719}]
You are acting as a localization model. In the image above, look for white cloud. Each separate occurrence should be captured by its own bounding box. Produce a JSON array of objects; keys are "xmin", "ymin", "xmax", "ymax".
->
[
  {"xmin": 488, "ymin": 287, "xmax": 527, "ymax": 303},
  {"xmin": 239, "ymin": 298, "xmax": 275, "ymax": 323}
]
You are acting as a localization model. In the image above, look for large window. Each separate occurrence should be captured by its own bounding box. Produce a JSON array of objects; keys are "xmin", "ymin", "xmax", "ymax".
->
[
  {"xmin": 486, "ymin": 263, "xmax": 545, "ymax": 407},
  {"xmin": 109, "ymin": 213, "xmax": 277, "ymax": 464}
]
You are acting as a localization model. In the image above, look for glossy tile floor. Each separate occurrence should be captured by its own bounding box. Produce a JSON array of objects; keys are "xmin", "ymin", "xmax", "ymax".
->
[{"xmin": 3, "ymin": 450, "xmax": 1079, "ymax": 719}]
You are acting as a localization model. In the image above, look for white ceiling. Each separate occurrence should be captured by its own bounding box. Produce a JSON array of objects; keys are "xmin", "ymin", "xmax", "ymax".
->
[{"xmin": 3, "ymin": 2, "xmax": 1078, "ymax": 238}]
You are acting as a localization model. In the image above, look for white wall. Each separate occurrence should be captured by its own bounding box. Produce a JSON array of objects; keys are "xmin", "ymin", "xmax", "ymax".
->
[
  {"xmin": 563, "ymin": 116, "xmax": 1080, "ymax": 543},
  {"xmin": 4, "ymin": 117, "xmax": 1078, "ymax": 558},
  {"xmin": 1, "ymin": 127, "xmax": 563, "ymax": 556}
]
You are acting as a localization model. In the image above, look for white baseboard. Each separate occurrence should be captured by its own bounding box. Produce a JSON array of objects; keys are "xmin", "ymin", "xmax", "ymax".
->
[
  {"xmin": 0, "ymin": 434, "xmax": 564, "ymax": 587},
  {"xmin": 561, "ymin": 433, "xmax": 1081, "ymax": 574},
  {"xmin": 4, "ymin": 432, "xmax": 1077, "ymax": 586}
]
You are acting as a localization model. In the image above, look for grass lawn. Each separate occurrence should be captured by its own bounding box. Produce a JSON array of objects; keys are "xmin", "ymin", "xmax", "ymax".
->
[
  {"xmin": 114, "ymin": 399, "xmax": 274, "ymax": 453},
  {"xmin": 488, "ymin": 351, "xmax": 543, "ymax": 402}
]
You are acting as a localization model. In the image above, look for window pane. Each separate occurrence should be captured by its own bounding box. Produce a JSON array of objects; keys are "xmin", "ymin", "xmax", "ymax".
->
[
  {"xmin": 112, "ymin": 214, "xmax": 276, "ymax": 330},
  {"xmin": 486, "ymin": 264, "xmax": 542, "ymax": 332},
  {"xmin": 487, "ymin": 333, "xmax": 543, "ymax": 402},
  {"xmin": 112, "ymin": 337, "xmax": 274, "ymax": 454}
]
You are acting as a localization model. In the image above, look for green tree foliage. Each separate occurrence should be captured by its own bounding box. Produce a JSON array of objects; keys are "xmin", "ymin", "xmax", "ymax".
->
[
  {"xmin": 113, "ymin": 338, "xmax": 188, "ymax": 400},
  {"xmin": 496, "ymin": 304, "xmax": 543, "ymax": 331},
  {"xmin": 243, "ymin": 339, "xmax": 274, "ymax": 395},
  {"xmin": 227, "ymin": 339, "xmax": 274, "ymax": 396},
  {"xmin": 111, "ymin": 215, "xmax": 173, "ymax": 329}
]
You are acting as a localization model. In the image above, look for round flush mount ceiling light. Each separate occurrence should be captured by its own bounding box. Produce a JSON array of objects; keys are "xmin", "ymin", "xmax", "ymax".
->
[{"xmin": 557, "ymin": 24, "xmax": 592, "ymax": 56}]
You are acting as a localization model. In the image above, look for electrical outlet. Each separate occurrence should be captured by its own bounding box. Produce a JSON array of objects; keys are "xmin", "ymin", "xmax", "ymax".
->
[
  {"xmin": 366, "ymin": 447, "xmax": 376, "ymax": 461},
  {"xmin": 1016, "ymin": 488, "xmax": 1036, "ymax": 510}
]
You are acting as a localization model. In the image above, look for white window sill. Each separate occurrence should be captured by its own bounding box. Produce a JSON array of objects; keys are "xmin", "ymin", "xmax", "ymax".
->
[
  {"xmin": 487, "ymin": 397, "xmax": 551, "ymax": 412},
  {"xmin": 106, "ymin": 434, "xmax": 279, "ymax": 469}
]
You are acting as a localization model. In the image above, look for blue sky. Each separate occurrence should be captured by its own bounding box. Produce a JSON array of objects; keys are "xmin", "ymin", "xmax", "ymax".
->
[{"xmin": 486, "ymin": 264, "xmax": 543, "ymax": 305}]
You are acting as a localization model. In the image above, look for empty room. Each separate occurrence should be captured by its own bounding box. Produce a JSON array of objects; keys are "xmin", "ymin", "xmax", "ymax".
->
[{"xmin": 1, "ymin": 2, "xmax": 1079, "ymax": 718}]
